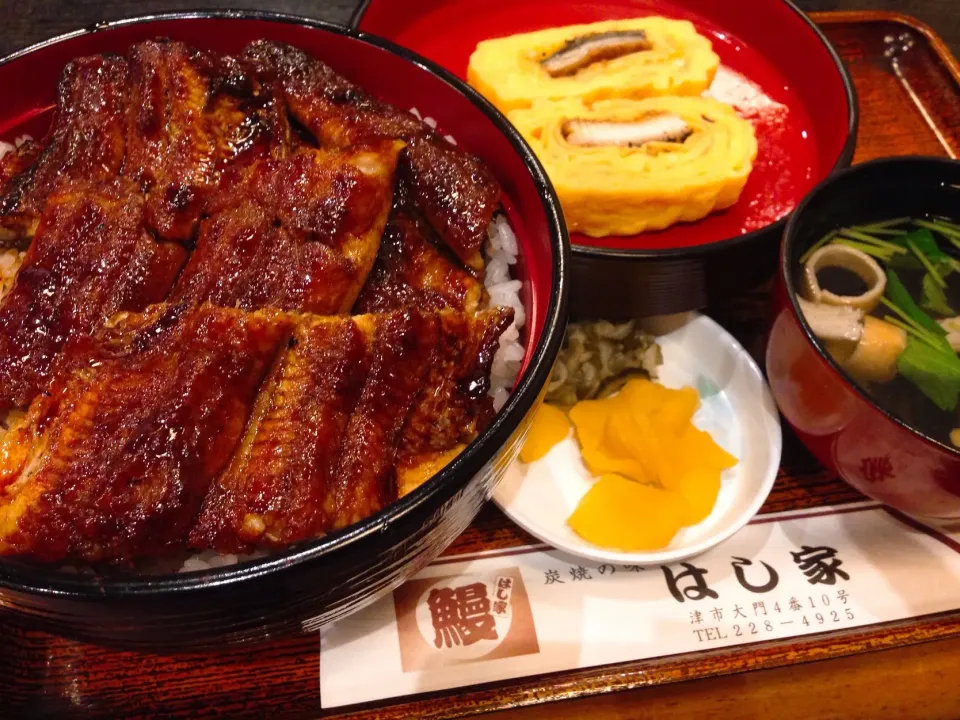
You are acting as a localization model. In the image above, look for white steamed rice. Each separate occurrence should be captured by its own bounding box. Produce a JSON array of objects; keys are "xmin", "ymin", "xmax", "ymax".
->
[
  {"xmin": 409, "ymin": 109, "xmax": 527, "ymax": 411},
  {"xmin": 484, "ymin": 214, "xmax": 526, "ymax": 412},
  {"xmin": 408, "ymin": 107, "xmax": 457, "ymax": 146},
  {"xmin": 180, "ymin": 549, "xmax": 266, "ymax": 573},
  {"xmin": 0, "ymin": 134, "xmax": 34, "ymax": 161}
]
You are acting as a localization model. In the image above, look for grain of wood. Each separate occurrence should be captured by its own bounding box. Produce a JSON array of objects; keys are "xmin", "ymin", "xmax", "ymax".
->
[{"xmin": 488, "ymin": 636, "xmax": 960, "ymax": 720}]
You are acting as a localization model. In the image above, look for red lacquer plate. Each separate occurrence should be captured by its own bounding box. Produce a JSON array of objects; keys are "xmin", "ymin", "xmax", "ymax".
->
[{"xmin": 354, "ymin": 0, "xmax": 858, "ymax": 318}]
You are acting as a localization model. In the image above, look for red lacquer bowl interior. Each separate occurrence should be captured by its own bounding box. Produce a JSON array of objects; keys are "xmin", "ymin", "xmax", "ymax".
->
[
  {"xmin": 0, "ymin": 14, "xmax": 566, "ymax": 380},
  {"xmin": 356, "ymin": 0, "xmax": 854, "ymax": 253},
  {"xmin": 768, "ymin": 157, "xmax": 960, "ymax": 519}
]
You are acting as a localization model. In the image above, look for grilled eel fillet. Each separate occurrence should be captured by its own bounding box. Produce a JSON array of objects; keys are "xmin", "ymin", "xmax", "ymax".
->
[
  {"xmin": 125, "ymin": 40, "xmax": 278, "ymax": 243},
  {"xmin": 0, "ymin": 41, "xmax": 292, "ymax": 248},
  {"xmin": 0, "ymin": 304, "xmax": 512, "ymax": 562},
  {"xmin": 0, "ymin": 44, "xmax": 298, "ymax": 409},
  {"xmin": 242, "ymin": 39, "xmax": 501, "ymax": 273},
  {"xmin": 0, "ymin": 56, "xmax": 129, "ymax": 247},
  {"xmin": 171, "ymin": 140, "xmax": 403, "ymax": 314},
  {"xmin": 206, "ymin": 54, "xmax": 294, "ymax": 172},
  {"xmin": 0, "ymin": 304, "xmax": 292, "ymax": 562},
  {"xmin": 192, "ymin": 305, "xmax": 512, "ymax": 552},
  {"xmin": 0, "ymin": 179, "xmax": 186, "ymax": 413},
  {"xmin": 353, "ymin": 184, "xmax": 487, "ymax": 314}
]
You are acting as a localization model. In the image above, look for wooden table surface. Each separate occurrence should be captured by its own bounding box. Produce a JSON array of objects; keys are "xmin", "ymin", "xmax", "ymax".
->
[{"xmin": 2, "ymin": 3, "xmax": 960, "ymax": 720}]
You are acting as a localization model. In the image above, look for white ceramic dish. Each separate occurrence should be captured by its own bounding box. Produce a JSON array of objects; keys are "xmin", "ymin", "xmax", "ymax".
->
[{"xmin": 493, "ymin": 312, "xmax": 782, "ymax": 565}]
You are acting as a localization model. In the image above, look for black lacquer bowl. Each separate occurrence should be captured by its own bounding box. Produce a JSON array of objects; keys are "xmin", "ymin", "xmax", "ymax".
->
[{"xmin": 0, "ymin": 12, "xmax": 569, "ymax": 649}]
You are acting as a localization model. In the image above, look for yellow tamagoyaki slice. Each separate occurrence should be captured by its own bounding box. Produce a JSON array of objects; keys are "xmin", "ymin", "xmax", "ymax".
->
[
  {"xmin": 509, "ymin": 95, "xmax": 757, "ymax": 237},
  {"xmin": 468, "ymin": 17, "xmax": 719, "ymax": 113}
]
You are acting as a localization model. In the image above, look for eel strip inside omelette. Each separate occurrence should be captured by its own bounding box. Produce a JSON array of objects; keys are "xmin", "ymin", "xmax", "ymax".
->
[
  {"xmin": 467, "ymin": 18, "xmax": 719, "ymax": 113},
  {"xmin": 508, "ymin": 96, "xmax": 758, "ymax": 237}
]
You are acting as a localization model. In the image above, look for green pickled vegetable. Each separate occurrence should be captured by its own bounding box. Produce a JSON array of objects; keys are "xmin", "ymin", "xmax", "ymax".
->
[{"xmin": 545, "ymin": 320, "xmax": 663, "ymax": 406}]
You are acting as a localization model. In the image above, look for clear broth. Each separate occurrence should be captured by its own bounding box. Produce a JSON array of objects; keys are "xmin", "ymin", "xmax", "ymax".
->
[{"xmin": 799, "ymin": 216, "xmax": 960, "ymax": 448}]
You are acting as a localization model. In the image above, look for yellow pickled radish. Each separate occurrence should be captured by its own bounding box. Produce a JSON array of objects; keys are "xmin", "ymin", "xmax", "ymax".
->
[
  {"xmin": 573, "ymin": 401, "xmax": 654, "ymax": 483},
  {"xmin": 568, "ymin": 474, "xmax": 689, "ymax": 551},
  {"xmin": 648, "ymin": 386, "xmax": 700, "ymax": 435},
  {"xmin": 679, "ymin": 424, "xmax": 738, "ymax": 474},
  {"xmin": 519, "ymin": 403, "xmax": 570, "ymax": 463},
  {"xmin": 568, "ymin": 397, "xmax": 613, "ymax": 451},
  {"xmin": 563, "ymin": 378, "xmax": 739, "ymax": 550},
  {"xmin": 581, "ymin": 444, "xmax": 653, "ymax": 485},
  {"xmin": 603, "ymin": 407, "xmax": 659, "ymax": 483},
  {"xmin": 674, "ymin": 468, "xmax": 723, "ymax": 525}
]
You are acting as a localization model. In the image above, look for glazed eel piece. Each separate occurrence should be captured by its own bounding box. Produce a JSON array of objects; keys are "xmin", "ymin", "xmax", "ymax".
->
[
  {"xmin": 124, "ymin": 39, "xmax": 286, "ymax": 244},
  {"xmin": 0, "ymin": 304, "xmax": 512, "ymax": 562},
  {"xmin": 242, "ymin": 39, "xmax": 502, "ymax": 273},
  {"xmin": 0, "ymin": 178, "xmax": 186, "ymax": 414},
  {"xmin": 353, "ymin": 182, "xmax": 487, "ymax": 314},
  {"xmin": 0, "ymin": 304, "xmax": 292, "ymax": 563},
  {"xmin": 0, "ymin": 41, "xmax": 309, "ymax": 413},
  {"xmin": 193, "ymin": 305, "xmax": 512, "ymax": 553},
  {"xmin": 0, "ymin": 40, "xmax": 293, "ymax": 248},
  {"xmin": 171, "ymin": 140, "xmax": 403, "ymax": 314},
  {"xmin": 0, "ymin": 55, "xmax": 129, "ymax": 247}
]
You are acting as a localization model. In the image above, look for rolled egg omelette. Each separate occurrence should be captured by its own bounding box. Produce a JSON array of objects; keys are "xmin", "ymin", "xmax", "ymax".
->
[
  {"xmin": 467, "ymin": 18, "xmax": 720, "ymax": 113},
  {"xmin": 508, "ymin": 96, "xmax": 758, "ymax": 237}
]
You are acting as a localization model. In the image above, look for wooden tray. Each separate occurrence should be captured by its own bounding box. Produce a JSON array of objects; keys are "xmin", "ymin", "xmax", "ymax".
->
[{"xmin": 3, "ymin": 11, "xmax": 960, "ymax": 720}]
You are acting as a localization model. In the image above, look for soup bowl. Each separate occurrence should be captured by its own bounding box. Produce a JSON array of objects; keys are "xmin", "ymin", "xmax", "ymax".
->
[
  {"xmin": 0, "ymin": 11, "xmax": 569, "ymax": 648},
  {"xmin": 767, "ymin": 156, "xmax": 960, "ymax": 519}
]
